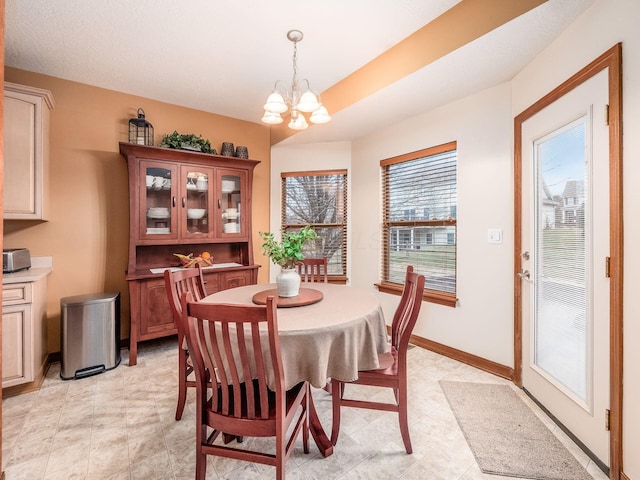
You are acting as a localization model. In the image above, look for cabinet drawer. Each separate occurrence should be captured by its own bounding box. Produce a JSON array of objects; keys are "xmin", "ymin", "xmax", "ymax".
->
[
  {"xmin": 2, "ymin": 282, "xmax": 33, "ymax": 306},
  {"xmin": 221, "ymin": 271, "xmax": 251, "ymax": 290}
]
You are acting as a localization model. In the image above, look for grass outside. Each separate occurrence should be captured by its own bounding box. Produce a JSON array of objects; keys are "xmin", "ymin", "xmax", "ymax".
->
[{"xmin": 389, "ymin": 246, "xmax": 455, "ymax": 291}]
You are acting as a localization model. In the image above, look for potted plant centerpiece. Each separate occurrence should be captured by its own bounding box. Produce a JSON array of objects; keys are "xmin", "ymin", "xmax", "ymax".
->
[{"xmin": 259, "ymin": 226, "xmax": 318, "ymax": 297}]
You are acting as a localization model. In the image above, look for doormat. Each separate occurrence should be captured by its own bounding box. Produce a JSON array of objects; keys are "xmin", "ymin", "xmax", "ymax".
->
[{"xmin": 440, "ymin": 381, "xmax": 593, "ymax": 480}]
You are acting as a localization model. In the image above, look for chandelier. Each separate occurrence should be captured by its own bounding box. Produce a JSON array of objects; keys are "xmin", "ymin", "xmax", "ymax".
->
[{"xmin": 261, "ymin": 30, "xmax": 331, "ymax": 130}]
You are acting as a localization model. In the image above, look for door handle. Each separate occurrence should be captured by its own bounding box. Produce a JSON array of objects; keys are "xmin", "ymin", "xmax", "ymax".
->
[{"xmin": 517, "ymin": 269, "xmax": 530, "ymax": 280}]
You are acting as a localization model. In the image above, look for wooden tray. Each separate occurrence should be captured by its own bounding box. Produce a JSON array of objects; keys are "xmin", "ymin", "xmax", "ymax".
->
[{"xmin": 252, "ymin": 288, "xmax": 323, "ymax": 308}]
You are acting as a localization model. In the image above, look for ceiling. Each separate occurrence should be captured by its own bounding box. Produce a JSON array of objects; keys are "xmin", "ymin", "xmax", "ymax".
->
[{"xmin": 5, "ymin": 0, "xmax": 595, "ymax": 146}]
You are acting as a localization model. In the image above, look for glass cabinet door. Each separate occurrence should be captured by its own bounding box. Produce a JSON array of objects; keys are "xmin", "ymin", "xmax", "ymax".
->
[
  {"xmin": 142, "ymin": 162, "xmax": 176, "ymax": 238},
  {"xmin": 218, "ymin": 169, "xmax": 246, "ymax": 236},
  {"xmin": 181, "ymin": 166, "xmax": 214, "ymax": 238}
]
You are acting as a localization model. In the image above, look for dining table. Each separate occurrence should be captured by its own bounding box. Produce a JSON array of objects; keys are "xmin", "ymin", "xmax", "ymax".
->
[{"xmin": 201, "ymin": 282, "xmax": 389, "ymax": 457}]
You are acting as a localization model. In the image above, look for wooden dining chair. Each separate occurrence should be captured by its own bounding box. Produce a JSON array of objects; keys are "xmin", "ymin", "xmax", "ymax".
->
[
  {"xmin": 330, "ymin": 265, "xmax": 425, "ymax": 454},
  {"xmin": 164, "ymin": 264, "xmax": 207, "ymax": 421},
  {"xmin": 182, "ymin": 293, "xmax": 310, "ymax": 480},
  {"xmin": 297, "ymin": 257, "xmax": 328, "ymax": 283}
]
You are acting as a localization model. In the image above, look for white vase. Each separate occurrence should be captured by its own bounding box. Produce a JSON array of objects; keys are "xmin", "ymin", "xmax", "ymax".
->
[{"xmin": 276, "ymin": 268, "xmax": 301, "ymax": 297}]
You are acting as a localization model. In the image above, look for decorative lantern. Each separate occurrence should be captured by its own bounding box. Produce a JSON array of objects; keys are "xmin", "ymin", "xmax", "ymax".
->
[{"xmin": 128, "ymin": 108, "xmax": 154, "ymax": 146}]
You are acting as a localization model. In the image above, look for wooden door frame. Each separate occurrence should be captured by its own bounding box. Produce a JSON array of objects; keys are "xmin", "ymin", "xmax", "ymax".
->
[
  {"xmin": 1, "ymin": 1, "xmax": 6, "ymax": 478},
  {"xmin": 513, "ymin": 43, "xmax": 623, "ymax": 479}
]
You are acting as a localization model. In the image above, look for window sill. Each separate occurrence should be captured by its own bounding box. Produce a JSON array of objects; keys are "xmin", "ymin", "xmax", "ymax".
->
[
  {"xmin": 375, "ymin": 282, "xmax": 457, "ymax": 308},
  {"xmin": 328, "ymin": 275, "xmax": 348, "ymax": 285}
]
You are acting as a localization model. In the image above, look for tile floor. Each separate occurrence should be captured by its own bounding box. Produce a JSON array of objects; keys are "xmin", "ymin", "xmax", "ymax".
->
[{"xmin": 2, "ymin": 338, "xmax": 609, "ymax": 480}]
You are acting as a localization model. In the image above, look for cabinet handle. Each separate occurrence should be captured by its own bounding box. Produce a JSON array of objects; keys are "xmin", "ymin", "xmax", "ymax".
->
[
  {"xmin": 172, "ymin": 196, "xmax": 176, "ymax": 207},
  {"xmin": 218, "ymin": 199, "xmax": 221, "ymax": 208},
  {"xmin": 182, "ymin": 197, "xmax": 186, "ymax": 208}
]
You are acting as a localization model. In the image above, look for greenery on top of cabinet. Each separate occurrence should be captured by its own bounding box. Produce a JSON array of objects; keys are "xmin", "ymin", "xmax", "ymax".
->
[{"xmin": 159, "ymin": 131, "xmax": 217, "ymax": 154}]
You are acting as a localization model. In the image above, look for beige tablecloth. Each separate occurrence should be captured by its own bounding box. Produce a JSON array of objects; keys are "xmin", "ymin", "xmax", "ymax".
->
[{"xmin": 201, "ymin": 283, "xmax": 388, "ymax": 390}]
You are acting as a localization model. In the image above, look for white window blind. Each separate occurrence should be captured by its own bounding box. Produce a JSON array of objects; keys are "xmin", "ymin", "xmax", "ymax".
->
[
  {"xmin": 381, "ymin": 142, "xmax": 457, "ymax": 301},
  {"xmin": 534, "ymin": 119, "xmax": 589, "ymax": 401},
  {"xmin": 281, "ymin": 170, "xmax": 347, "ymax": 276}
]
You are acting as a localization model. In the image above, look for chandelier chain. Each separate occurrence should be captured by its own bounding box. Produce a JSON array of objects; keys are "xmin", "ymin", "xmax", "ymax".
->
[{"xmin": 292, "ymin": 40, "xmax": 298, "ymax": 94}]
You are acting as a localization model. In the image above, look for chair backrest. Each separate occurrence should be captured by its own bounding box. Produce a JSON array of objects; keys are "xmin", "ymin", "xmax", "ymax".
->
[
  {"xmin": 164, "ymin": 265, "xmax": 207, "ymax": 338},
  {"xmin": 183, "ymin": 294, "xmax": 286, "ymax": 420},
  {"xmin": 297, "ymin": 257, "xmax": 328, "ymax": 283},
  {"xmin": 390, "ymin": 266, "xmax": 425, "ymax": 352}
]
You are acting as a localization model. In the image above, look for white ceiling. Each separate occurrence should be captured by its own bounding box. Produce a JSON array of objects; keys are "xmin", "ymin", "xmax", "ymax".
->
[{"xmin": 5, "ymin": 0, "xmax": 595, "ymax": 146}]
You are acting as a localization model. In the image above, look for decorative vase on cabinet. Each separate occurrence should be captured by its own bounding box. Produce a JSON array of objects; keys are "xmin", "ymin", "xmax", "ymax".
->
[
  {"xmin": 3, "ymin": 82, "xmax": 55, "ymax": 220},
  {"xmin": 119, "ymin": 143, "xmax": 261, "ymax": 365}
]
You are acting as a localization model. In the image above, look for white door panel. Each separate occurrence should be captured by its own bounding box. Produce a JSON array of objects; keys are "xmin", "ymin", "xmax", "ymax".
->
[{"xmin": 520, "ymin": 69, "xmax": 609, "ymax": 464}]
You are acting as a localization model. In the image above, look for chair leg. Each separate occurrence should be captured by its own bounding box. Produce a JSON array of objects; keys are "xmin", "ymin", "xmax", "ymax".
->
[
  {"xmin": 195, "ymin": 451, "xmax": 206, "ymax": 480},
  {"xmin": 175, "ymin": 348, "xmax": 188, "ymax": 421},
  {"xmin": 276, "ymin": 432, "xmax": 285, "ymax": 480},
  {"xmin": 330, "ymin": 378, "xmax": 342, "ymax": 445},
  {"xmin": 195, "ymin": 426, "xmax": 207, "ymax": 480},
  {"xmin": 398, "ymin": 389, "xmax": 412, "ymax": 454}
]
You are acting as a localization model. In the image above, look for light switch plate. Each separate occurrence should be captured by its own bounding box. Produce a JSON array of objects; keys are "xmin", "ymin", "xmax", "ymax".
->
[{"xmin": 488, "ymin": 228, "xmax": 503, "ymax": 244}]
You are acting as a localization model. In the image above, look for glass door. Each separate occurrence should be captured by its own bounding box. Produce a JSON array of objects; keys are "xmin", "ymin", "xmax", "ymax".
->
[
  {"xmin": 519, "ymin": 69, "xmax": 610, "ymax": 463},
  {"xmin": 217, "ymin": 169, "xmax": 246, "ymax": 237},
  {"xmin": 533, "ymin": 119, "xmax": 590, "ymax": 403},
  {"xmin": 180, "ymin": 166, "xmax": 214, "ymax": 239},
  {"xmin": 141, "ymin": 161, "xmax": 177, "ymax": 239}
]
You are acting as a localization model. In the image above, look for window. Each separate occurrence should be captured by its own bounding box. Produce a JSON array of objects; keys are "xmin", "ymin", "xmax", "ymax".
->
[
  {"xmin": 425, "ymin": 233, "xmax": 433, "ymax": 245},
  {"xmin": 281, "ymin": 170, "xmax": 347, "ymax": 279},
  {"xmin": 380, "ymin": 142, "xmax": 457, "ymax": 307}
]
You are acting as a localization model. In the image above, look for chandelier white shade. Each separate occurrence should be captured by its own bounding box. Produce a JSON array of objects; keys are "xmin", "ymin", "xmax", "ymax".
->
[
  {"xmin": 288, "ymin": 111, "xmax": 309, "ymax": 130},
  {"xmin": 261, "ymin": 111, "xmax": 284, "ymax": 125},
  {"xmin": 310, "ymin": 105, "xmax": 331, "ymax": 124},
  {"xmin": 262, "ymin": 30, "xmax": 331, "ymax": 129},
  {"xmin": 263, "ymin": 92, "xmax": 288, "ymax": 114}
]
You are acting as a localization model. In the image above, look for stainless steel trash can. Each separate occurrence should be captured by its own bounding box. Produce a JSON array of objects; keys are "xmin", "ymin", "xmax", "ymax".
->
[{"xmin": 60, "ymin": 292, "xmax": 121, "ymax": 380}]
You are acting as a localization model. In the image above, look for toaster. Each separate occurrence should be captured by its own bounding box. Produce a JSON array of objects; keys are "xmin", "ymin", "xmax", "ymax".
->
[{"xmin": 3, "ymin": 248, "xmax": 32, "ymax": 273}]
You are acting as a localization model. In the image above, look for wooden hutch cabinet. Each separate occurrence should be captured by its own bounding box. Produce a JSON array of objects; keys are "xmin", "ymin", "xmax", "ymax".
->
[{"xmin": 119, "ymin": 143, "xmax": 260, "ymax": 365}]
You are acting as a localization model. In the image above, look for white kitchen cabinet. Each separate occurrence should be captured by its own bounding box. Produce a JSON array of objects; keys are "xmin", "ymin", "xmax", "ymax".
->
[
  {"xmin": 3, "ymin": 82, "xmax": 55, "ymax": 220},
  {"xmin": 2, "ymin": 259, "xmax": 52, "ymax": 391}
]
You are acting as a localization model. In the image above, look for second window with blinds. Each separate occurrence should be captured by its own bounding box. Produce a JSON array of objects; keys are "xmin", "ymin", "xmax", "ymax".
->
[
  {"xmin": 379, "ymin": 142, "xmax": 457, "ymax": 307},
  {"xmin": 281, "ymin": 170, "xmax": 347, "ymax": 282}
]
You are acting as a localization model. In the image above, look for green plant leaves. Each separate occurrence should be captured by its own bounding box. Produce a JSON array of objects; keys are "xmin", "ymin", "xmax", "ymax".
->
[
  {"xmin": 159, "ymin": 131, "xmax": 217, "ymax": 155},
  {"xmin": 259, "ymin": 226, "xmax": 318, "ymax": 269}
]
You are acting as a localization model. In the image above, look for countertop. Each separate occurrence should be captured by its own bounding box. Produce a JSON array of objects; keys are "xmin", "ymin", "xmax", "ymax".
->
[{"xmin": 2, "ymin": 256, "xmax": 53, "ymax": 284}]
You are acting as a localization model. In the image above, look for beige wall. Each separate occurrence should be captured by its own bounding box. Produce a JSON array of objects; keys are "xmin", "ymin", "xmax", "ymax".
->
[
  {"xmin": 3, "ymin": 68, "xmax": 271, "ymax": 353},
  {"xmin": 352, "ymin": 83, "xmax": 515, "ymax": 366},
  {"xmin": 273, "ymin": 86, "xmax": 515, "ymax": 370}
]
